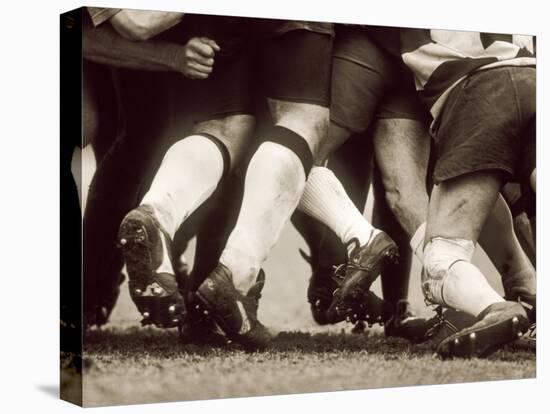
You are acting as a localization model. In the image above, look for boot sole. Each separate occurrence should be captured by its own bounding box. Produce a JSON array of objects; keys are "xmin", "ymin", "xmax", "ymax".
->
[
  {"xmin": 437, "ymin": 312, "xmax": 530, "ymax": 359},
  {"xmin": 119, "ymin": 213, "xmax": 183, "ymax": 328}
]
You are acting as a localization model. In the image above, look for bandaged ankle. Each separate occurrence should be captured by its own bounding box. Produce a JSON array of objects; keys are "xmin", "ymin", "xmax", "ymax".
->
[
  {"xmin": 423, "ymin": 236, "xmax": 504, "ymax": 316},
  {"xmin": 422, "ymin": 237, "xmax": 475, "ymax": 305}
]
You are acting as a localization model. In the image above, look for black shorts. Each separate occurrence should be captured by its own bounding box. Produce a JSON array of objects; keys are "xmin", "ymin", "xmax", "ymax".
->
[
  {"xmin": 433, "ymin": 66, "xmax": 536, "ymax": 184},
  {"xmin": 179, "ymin": 15, "xmax": 334, "ymax": 122},
  {"xmin": 330, "ymin": 25, "xmax": 429, "ymax": 134}
]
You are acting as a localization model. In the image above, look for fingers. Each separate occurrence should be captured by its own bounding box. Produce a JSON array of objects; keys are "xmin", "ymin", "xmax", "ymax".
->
[
  {"xmin": 190, "ymin": 55, "xmax": 214, "ymax": 67},
  {"xmin": 188, "ymin": 37, "xmax": 218, "ymax": 58},
  {"xmin": 181, "ymin": 37, "xmax": 221, "ymax": 79},
  {"xmin": 184, "ymin": 70, "xmax": 209, "ymax": 80},
  {"xmin": 199, "ymin": 37, "xmax": 221, "ymax": 52},
  {"xmin": 188, "ymin": 61, "xmax": 213, "ymax": 74}
]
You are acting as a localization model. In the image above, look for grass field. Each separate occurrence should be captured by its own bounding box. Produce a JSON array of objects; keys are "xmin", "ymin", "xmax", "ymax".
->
[
  {"xmin": 82, "ymin": 325, "xmax": 535, "ymax": 407},
  {"xmin": 77, "ymin": 147, "xmax": 535, "ymax": 407}
]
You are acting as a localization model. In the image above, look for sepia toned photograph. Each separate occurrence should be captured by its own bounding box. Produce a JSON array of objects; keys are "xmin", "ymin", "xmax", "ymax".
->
[{"xmin": 60, "ymin": 5, "xmax": 536, "ymax": 407}]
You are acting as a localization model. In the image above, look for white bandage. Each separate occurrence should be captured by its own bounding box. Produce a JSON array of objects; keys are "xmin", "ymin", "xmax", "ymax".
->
[
  {"xmin": 410, "ymin": 222, "xmax": 426, "ymax": 262},
  {"xmin": 422, "ymin": 237, "xmax": 475, "ymax": 305}
]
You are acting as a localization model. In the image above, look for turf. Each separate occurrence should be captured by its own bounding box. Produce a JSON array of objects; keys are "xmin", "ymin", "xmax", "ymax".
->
[
  {"xmin": 82, "ymin": 322, "xmax": 535, "ymax": 407},
  {"xmin": 78, "ymin": 225, "xmax": 536, "ymax": 407}
]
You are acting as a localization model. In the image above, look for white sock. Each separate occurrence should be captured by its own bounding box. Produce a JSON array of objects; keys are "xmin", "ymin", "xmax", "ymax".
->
[
  {"xmin": 410, "ymin": 222, "xmax": 426, "ymax": 262},
  {"xmin": 298, "ymin": 166, "xmax": 379, "ymax": 256},
  {"xmin": 424, "ymin": 237, "xmax": 504, "ymax": 317},
  {"xmin": 140, "ymin": 135, "xmax": 224, "ymax": 238},
  {"xmin": 443, "ymin": 262, "xmax": 505, "ymax": 317},
  {"xmin": 220, "ymin": 141, "xmax": 306, "ymax": 295}
]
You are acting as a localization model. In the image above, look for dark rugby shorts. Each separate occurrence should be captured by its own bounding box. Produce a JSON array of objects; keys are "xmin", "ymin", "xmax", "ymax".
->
[
  {"xmin": 330, "ymin": 25, "xmax": 429, "ymax": 134},
  {"xmin": 182, "ymin": 15, "xmax": 334, "ymax": 122},
  {"xmin": 433, "ymin": 66, "xmax": 535, "ymax": 185}
]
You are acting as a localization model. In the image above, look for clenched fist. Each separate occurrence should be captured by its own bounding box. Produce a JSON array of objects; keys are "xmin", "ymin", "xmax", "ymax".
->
[{"xmin": 176, "ymin": 37, "xmax": 220, "ymax": 79}]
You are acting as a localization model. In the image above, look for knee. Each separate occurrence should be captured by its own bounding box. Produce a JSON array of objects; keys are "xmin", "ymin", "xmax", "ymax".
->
[
  {"xmin": 422, "ymin": 237, "xmax": 475, "ymax": 304},
  {"xmin": 193, "ymin": 115, "xmax": 256, "ymax": 168},
  {"xmin": 270, "ymin": 100, "xmax": 329, "ymax": 156},
  {"xmin": 383, "ymin": 184, "xmax": 404, "ymax": 218},
  {"xmin": 378, "ymin": 161, "xmax": 427, "ymax": 218},
  {"xmin": 380, "ymin": 172, "xmax": 415, "ymax": 225}
]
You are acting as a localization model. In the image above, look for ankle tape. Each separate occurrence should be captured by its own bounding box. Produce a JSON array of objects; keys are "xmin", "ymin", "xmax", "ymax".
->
[{"xmin": 422, "ymin": 237, "xmax": 475, "ymax": 305}]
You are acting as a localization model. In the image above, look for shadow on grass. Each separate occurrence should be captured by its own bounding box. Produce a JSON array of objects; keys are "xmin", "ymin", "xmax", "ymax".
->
[{"xmin": 84, "ymin": 326, "xmax": 535, "ymax": 363}]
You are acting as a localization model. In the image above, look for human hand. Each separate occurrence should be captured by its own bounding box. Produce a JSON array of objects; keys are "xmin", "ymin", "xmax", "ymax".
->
[{"xmin": 177, "ymin": 37, "xmax": 220, "ymax": 79}]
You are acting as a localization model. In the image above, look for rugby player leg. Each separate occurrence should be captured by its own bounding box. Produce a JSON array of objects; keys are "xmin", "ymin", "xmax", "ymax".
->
[
  {"xmin": 298, "ymin": 26, "xmax": 391, "ymax": 261},
  {"xmin": 176, "ymin": 150, "xmax": 251, "ymax": 344},
  {"xmin": 478, "ymin": 194, "xmax": 536, "ymax": 320},
  {"xmin": 217, "ymin": 28, "xmax": 332, "ymax": 294},
  {"xmin": 294, "ymin": 131, "xmax": 372, "ymax": 325},
  {"xmin": 485, "ymin": 118, "xmax": 536, "ymax": 323},
  {"xmin": 119, "ymin": 114, "xmax": 255, "ymax": 327},
  {"xmin": 501, "ymin": 183, "xmax": 536, "ymax": 265},
  {"xmin": 427, "ymin": 67, "xmax": 536, "ymax": 358},
  {"xmin": 424, "ymin": 172, "xmax": 529, "ymax": 357},
  {"xmin": 295, "ymin": 28, "xmax": 403, "ymax": 323},
  {"xmin": 91, "ymin": 69, "xmax": 177, "ymax": 327},
  {"xmin": 373, "ymin": 119, "xmax": 430, "ymax": 238},
  {"xmin": 401, "ymin": 151, "xmax": 536, "ymax": 317},
  {"xmin": 371, "ymin": 119, "xmax": 429, "ymax": 334},
  {"xmin": 424, "ymin": 172, "xmax": 506, "ymax": 316},
  {"xmin": 191, "ymin": 26, "xmax": 334, "ymax": 350},
  {"xmin": 421, "ymin": 190, "xmax": 537, "ymax": 345},
  {"xmin": 118, "ymin": 15, "xmax": 259, "ymax": 328},
  {"xmin": 372, "ymin": 117, "xmax": 520, "ymax": 343},
  {"xmin": 140, "ymin": 115, "xmax": 254, "ymax": 239},
  {"xmin": 218, "ymin": 102, "xmax": 328, "ymax": 295},
  {"xmin": 85, "ymin": 68, "xmax": 164, "ymax": 329},
  {"xmin": 81, "ymin": 60, "xmax": 123, "ymax": 327}
]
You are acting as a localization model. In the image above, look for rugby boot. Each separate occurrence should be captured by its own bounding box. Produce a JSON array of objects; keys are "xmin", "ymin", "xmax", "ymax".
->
[
  {"xmin": 118, "ymin": 205, "xmax": 185, "ymax": 328},
  {"xmin": 307, "ymin": 256, "xmax": 394, "ymax": 326},
  {"xmin": 193, "ymin": 264, "xmax": 272, "ymax": 351},
  {"xmin": 179, "ymin": 269, "xmax": 268, "ymax": 346},
  {"xmin": 326, "ymin": 232, "xmax": 399, "ymax": 322},
  {"xmin": 436, "ymin": 301, "xmax": 530, "ymax": 359},
  {"xmin": 502, "ymin": 269, "xmax": 536, "ymax": 324},
  {"xmin": 178, "ymin": 308, "xmax": 226, "ymax": 345},
  {"xmin": 178, "ymin": 264, "xmax": 227, "ymax": 346},
  {"xmin": 307, "ymin": 262, "xmax": 340, "ymax": 325},
  {"xmin": 384, "ymin": 300, "xmax": 432, "ymax": 343},
  {"xmin": 422, "ymin": 306, "xmax": 474, "ymax": 345}
]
